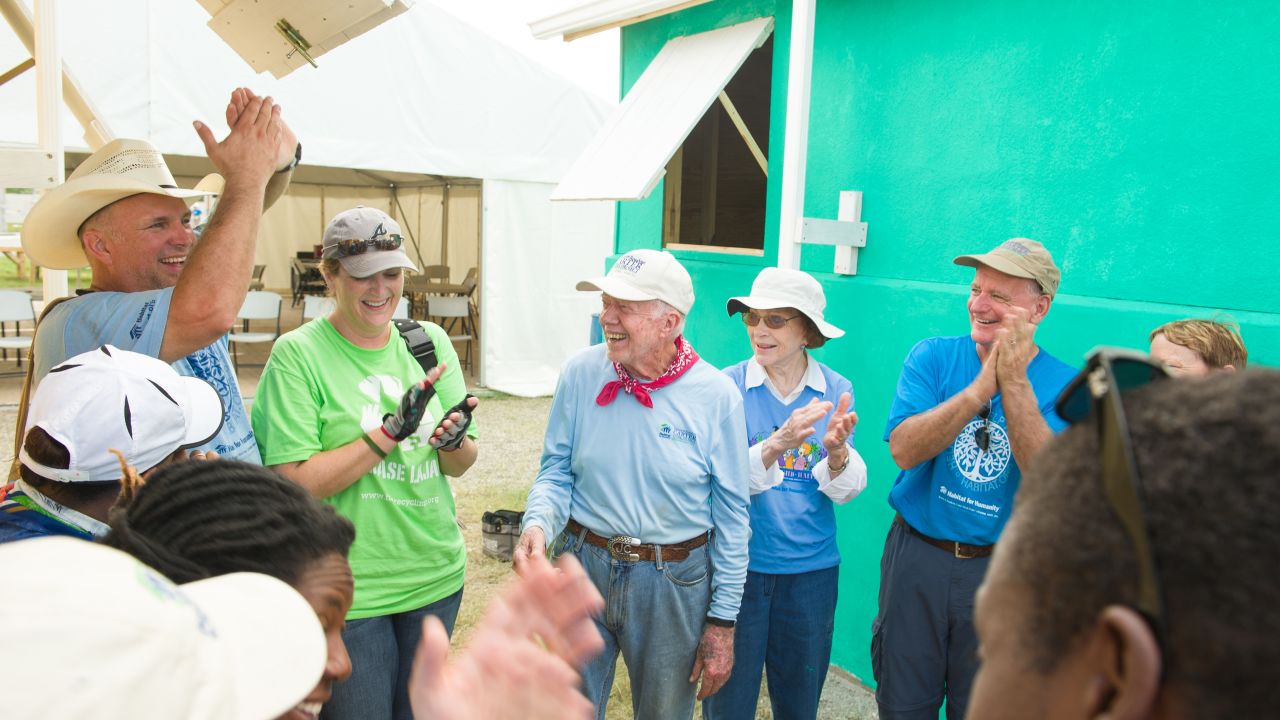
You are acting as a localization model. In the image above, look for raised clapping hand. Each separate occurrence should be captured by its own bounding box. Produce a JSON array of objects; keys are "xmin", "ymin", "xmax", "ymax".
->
[
  {"xmin": 768, "ymin": 398, "xmax": 834, "ymax": 455},
  {"xmin": 382, "ymin": 365, "xmax": 445, "ymax": 442},
  {"xmin": 821, "ymin": 392, "xmax": 857, "ymax": 472},
  {"xmin": 408, "ymin": 552, "xmax": 604, "ymax": 720},
  {"xmin": 224, "ymin": 87, "xmax": 299, "ymax": 172},
  {"xmin": 429, "ymin": 395, "xmax": 479, "ymax": 450},
  {"xmin": 192, "ymin": 87, "xmax": 283, "ymax": 190},
  {"xmin": 993, "ymin": 305, "xmax": 1036, "ymax": 386}
]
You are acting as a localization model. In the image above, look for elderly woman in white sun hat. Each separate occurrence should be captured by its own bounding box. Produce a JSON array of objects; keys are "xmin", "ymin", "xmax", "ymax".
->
[{"xmin": 703, "ymin": 267, "xmax": 867, "ymax": 720}]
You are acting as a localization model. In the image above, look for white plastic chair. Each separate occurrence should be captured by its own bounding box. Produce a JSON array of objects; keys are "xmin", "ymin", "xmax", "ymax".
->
[
  {"xmin": 0, "ymin": 290, "xmax": 35, "ymax": 372},
  {"xmin": 427, "ymin": 295, "xmax": 474, "ymax": 371},
  {"xmin": 229, "ymin": 291, "xmax": 282, "ymax": 370},
  {"xmin": 301, "ymin": 295, "xmax": 336, "ymax": 322}
]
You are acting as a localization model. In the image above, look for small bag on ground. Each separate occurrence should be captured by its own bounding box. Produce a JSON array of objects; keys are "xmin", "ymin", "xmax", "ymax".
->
[{"xmin": 481, "ymin": 509, "xmax": 525, "ymax": 562}]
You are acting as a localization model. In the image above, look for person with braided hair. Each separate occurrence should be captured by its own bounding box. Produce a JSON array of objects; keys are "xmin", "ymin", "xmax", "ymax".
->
[
  {"xmin": 104, "ymin": 460, "xmax": 356, "ymax": 720},
  {"xmin": 251, "ymin": 206, "xmax": 479, "ymax": 720}
]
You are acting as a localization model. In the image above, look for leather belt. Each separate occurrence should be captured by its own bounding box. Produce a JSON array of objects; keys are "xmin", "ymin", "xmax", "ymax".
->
[
  {"xmin": 565, "ymin": 519, "xmax": 709, "ymax": 562},
  {"xmin": 895, "ymin": 515, "xmax": 993, "ymax": 559}
]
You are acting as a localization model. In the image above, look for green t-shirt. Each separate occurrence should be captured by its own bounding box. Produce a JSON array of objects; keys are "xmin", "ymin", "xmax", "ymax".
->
[{"xmin": 251, "ymin": 317, "xmax": 475, "ymax": 619}]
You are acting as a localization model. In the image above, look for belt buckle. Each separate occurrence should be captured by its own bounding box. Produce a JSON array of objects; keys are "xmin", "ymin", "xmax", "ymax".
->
[
  {"xmin": 607, "ymin": 535, "xmax": 642, "ymax": 561},
  {"xmin": 954, "ymin": 542, "xmax": 977, "ymax": 559}
]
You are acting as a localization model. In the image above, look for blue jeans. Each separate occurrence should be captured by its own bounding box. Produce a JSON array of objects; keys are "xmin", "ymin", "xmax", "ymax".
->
[
  {"xmin": 320, "ymin": 589, "xmax": 463, "ymax": 720},
  {"xmin": 702, "ymin": 565, "xmax": 839, "ymax": 720},
  {"xmin": 871, "ymin": 519, "xmax": 989, "ymax": 720},
  {"xmin": 554, "ymin": 527, "xmax": 712, "ymax": 720}
]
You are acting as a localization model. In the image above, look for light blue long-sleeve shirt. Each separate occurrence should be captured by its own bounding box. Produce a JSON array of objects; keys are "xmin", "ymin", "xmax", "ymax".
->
[{"xmin": 522, "ymin": 343, "xmax": 751, "ymax": 620}]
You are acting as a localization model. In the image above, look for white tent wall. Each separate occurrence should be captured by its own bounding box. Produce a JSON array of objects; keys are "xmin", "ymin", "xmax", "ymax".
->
[
  {"xmin": 482, "ymin": 179, "xmax": 613, "ymax": 397},
  {"xmin": 2, "ymin": 0, "xmax": 616, "ymax": 394}
]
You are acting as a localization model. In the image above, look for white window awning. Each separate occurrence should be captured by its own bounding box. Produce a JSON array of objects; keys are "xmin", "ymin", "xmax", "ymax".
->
[{"xmin": 550, "ymin": 16, "xmax": 774, "ymax": 202}]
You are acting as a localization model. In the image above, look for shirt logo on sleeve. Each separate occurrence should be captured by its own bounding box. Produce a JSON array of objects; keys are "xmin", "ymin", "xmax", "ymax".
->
[{"xmin": 129, "ymin": 299, "xmax": 156, "ymax": 340}]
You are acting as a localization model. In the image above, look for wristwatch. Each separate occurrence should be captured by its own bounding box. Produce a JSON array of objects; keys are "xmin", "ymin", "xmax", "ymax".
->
[
  {"xmin": 277, "ymin": 142, "xmax": 302, "ymax": 173},
  {"xmin": 705, "ymin": 616, "xmax": 735, "ymax": 629}
]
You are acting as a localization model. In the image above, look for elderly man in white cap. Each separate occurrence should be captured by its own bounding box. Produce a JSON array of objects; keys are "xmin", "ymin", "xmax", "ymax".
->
[
  {"xmin": 873, "ymin": 238, "xmax": 1078, "ymax": 720},
  {"xmin": 20, "ymin": 87, "xmax": 298, "ymax": 463},
  {"xmin": 0, "ymin": 345, "xmax": 223, "ymax": 543},
  {"xmin": 513, "ymin": 249, "xmax": 750, "ymax": 720}
]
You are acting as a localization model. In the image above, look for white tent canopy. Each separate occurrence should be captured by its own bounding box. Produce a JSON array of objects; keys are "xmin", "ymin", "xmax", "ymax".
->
[{"xmin": 0, "ymin": 0, "xmax": 615, "ymax": 396}]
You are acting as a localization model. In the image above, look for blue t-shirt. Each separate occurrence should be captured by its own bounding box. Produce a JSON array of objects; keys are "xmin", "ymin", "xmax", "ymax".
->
[
  {"xmin": 0, "ymin": 484, "xmax": 95, "ymax": 544},
  {"xmin": 32, "ymin": 289, "xmax": 260, "ymax": 463},
  {"xmin": 882, "ymin": 335, "xmax": 1076, "ymax": 545},
  {"xmin": 725, "ymin": 359, "xmax": 853, "ymax": 574}
]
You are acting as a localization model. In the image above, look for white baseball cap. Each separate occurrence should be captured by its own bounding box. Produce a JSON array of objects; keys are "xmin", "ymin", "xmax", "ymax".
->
[
  {"xmin": 322, "ymin": 206, "xmax": 419, "ymax": 279},
  {"xmin": 576, "ymin": 249, "xmax": 695, "ymax": 315},
  {"xmin": 726, "ymin": 267, "xmax": 845, "ymax": 339},
  {"xmin": 0, "ymin": 536, "xmax": 325, "ymax": 720},
  {"xmin": 21, "ymin": 139, "xmax": 214, "ymax": 270},
  {"xmin": 20, "ymin": 345, "xmax": 224, "ymax": 483}
]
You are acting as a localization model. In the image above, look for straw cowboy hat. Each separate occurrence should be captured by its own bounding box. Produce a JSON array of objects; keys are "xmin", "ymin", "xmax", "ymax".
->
[{"xmin": 20, "ymin": 139, "xmax": 214, "ymax": 270}]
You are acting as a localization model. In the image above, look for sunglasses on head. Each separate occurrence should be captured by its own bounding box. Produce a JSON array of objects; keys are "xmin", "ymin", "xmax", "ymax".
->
[
  {"xmin": 1054, "ymin": 347, "xmax": 1171, "ymax": 645},
  {"xmin": 741, "ymin": 311, "xmax": 801, "ymax": 330},
  {"xmin": 332, "ymin": 234, "xmax": 404, "ymax": 258}
]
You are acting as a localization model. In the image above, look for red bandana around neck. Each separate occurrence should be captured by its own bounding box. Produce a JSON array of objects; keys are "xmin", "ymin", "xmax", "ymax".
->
[{"xmin": 596, "ymin": 336, "xmax": 699, "ymax": 408}]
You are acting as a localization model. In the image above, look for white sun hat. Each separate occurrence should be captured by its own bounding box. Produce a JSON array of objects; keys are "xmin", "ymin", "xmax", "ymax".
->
[
  {"xmin": 576, "ymin": 249, "xmax": 695, "ymax": 315},
  {"xmin": 0, "ymin": 536, "xmax": 325, "ymax": 720},
  {"xmin": 726, "ymin": 267, "xmax": 845, "ymax": 339},
  {"xmin": 20, "ymin": 138, "xmax": 215, "ymax": 270},
  {"xmin": 20, "ymin": 345, "xmax": 224, "ymax": 482}
]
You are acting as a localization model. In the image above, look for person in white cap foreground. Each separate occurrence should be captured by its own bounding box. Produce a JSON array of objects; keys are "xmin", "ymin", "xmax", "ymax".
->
[
  {"xmin": 873, "ymin": 238, "xmax": 1077, "ymax": 720},
  {"xmin": 0, "ymin": 344, "xmax": 223, "ymax": 543},
  {"xmin": 514, "ymin": 249, "xmax": 750, "ymax": 719},
  {"xmin": 252, "ymin": 206, "xmax": 479, "ymax": 720},
  {"xmin": 3, "ymin": 529, "xmax": 605, "ymax": 720},
  {"xmin": 20, "ymin": 87, "xmax": 299, "ymax": 463},
  {"xmin": 1, "ymin": 536, "xmax": 327, "ymax": 720},
  {"xmin": 703, "ymin": 268, "xmax": 866, "ymax": 720}
]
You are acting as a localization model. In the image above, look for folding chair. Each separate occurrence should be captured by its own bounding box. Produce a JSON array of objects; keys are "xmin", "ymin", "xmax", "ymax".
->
[
  {"xmin": 229, "ymin": 291, "xmax": 282, "ymax": 370},
  {"xmin": 0, "ymin": 290, "xmax": 35, "ymax": 373},
  {"xmin": 248, "ymin": 264, "xmax": 267, "ymax": 291},
  {"xmin": 301, "ymin": 295, "xmax": 336, "ymax": 323},
  {"xmin": 427, "ymin": 295, "xmax": 474, "ymax": 372}
]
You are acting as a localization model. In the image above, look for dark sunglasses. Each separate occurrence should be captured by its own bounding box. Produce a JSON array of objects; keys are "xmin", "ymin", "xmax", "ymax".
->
[
  {"xmin": 332, "ymin": 234, "xmax": 404, "ymax": 258},
  {"xmin": 741, "ymin": 311, "xmax": 801, "ymax": 330},
  {"xmin": 1054, "ymin": 348, "xmax": 1171, "ymax": 643},
  {"xmin": 974, "ymin": 401, "xmax": 992, "ymax": 452}
]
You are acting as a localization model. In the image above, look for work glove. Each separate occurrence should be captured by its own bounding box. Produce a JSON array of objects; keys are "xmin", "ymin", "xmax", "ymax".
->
[
  {"xmin": 432, "ymin": 395, "xmax": 477, "ymax": 451},
  {"xmin": 382, "ymin": 379, "xmax": 437, "ymax": 441}
]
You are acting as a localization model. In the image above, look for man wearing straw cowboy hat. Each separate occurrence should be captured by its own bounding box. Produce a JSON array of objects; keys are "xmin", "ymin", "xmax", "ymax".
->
[
  {"xmin": 19, "ymin": 88, "xmax": 298, "ymax": 464},
  {"xmin": 873, "ymin": 238, "xmax": 1078, "ymax": 720}
]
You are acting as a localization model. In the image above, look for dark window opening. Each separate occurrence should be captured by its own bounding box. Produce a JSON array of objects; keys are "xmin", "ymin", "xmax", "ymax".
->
[{"xmin": 663, "ymin": 35, "xmax": 773, "ymax": 253}]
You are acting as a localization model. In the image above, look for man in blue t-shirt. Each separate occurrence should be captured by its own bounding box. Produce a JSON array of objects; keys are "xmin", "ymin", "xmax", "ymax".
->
[
  {"xmin": 20, "ymin": 89, "xmax": 299, "ymax": 463},
  {"xmin": 873, "ymin": 238, "xmax": 1078, "ymax": 720}
]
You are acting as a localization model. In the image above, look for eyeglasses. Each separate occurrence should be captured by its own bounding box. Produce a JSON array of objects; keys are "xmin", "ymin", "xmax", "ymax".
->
[
  {"xmin": 1054, "ymin": 348, "xmax": 1171, "ymax": 644},
  {"xmin": 741, "ymin": 311, "xmax": 801, "ymax": 329},
  {"xmin": 332, "ymin": 234, "xmax": 404, "ymax": 258},
  {"xmin": 974, "ymin": 401, "xmax": 992, "ymax": 452}
]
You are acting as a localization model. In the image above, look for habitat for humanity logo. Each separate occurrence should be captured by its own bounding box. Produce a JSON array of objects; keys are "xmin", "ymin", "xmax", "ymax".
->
[{"xmin": 657, "ymin": 422, "xmax": 697, "ymax": 445}]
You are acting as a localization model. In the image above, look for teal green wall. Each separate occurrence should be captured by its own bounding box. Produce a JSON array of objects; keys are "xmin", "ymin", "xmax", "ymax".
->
[{"xmin": 617, "ymin": 0, "xmax": 1280, "ymax": 684}]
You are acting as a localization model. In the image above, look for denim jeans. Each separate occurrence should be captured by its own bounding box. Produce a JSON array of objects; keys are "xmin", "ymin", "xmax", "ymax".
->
[
  {"xmin": 320, "ymin": 588, "xmax": 463, "ymax": 720},
  {"xmin": 702, "ymin": 565, "xmax": 839, "ymax": 720},
  {"xmin": 554, "ymin": 527, "xmax": 712, "ymax": 720},
  {"xmin": 871, "ymin": 520, "xmax": 989, "ymax": 720}
]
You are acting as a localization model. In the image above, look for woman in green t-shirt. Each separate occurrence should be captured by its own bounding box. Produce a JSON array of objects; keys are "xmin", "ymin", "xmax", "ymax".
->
[{"xmin": 252, "ymin": 206, "xmax": 478, "ymax": 720}]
